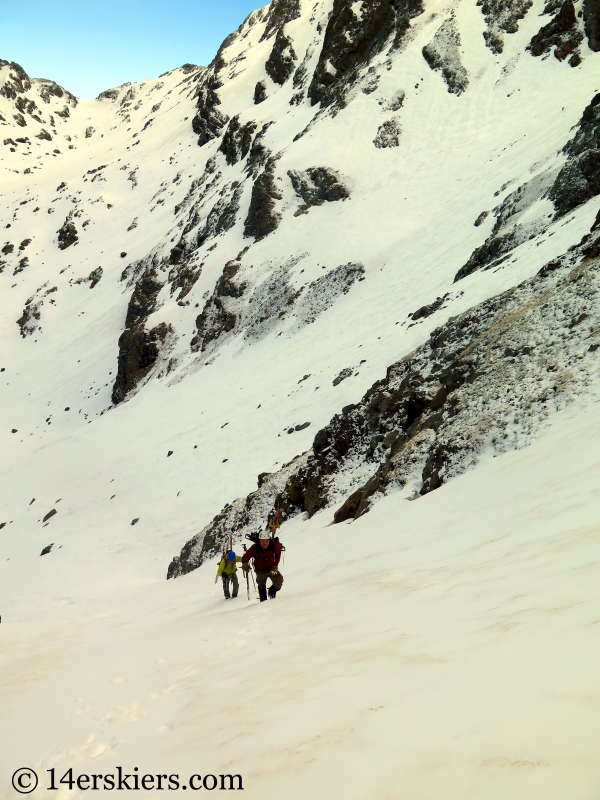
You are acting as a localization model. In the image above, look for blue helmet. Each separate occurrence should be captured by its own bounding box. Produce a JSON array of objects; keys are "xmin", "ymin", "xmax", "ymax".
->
[{"xmin": 226, "ymin": 551, "xmax": 236, "ymax": 562}]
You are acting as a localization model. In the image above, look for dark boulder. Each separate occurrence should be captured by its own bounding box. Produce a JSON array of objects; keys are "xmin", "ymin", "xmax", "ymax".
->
[
  {"xmin": 254, "ymin": 81, "xmax": 267, "ymax": 104},
  {"xmin": 57, "ymin": 218, "xmax": 78, "ymax": 250}
]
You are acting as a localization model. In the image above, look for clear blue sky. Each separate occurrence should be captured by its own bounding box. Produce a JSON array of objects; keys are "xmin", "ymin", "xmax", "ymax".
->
[{"xmin": 0, "ymin": 0, "xmax": 265, "ymax": 100}]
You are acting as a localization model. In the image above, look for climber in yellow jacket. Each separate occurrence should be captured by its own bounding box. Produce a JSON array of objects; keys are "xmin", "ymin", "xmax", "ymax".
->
[{"xmin": 217, "ymin": 550, "xmax": 243, "ymax": 599}]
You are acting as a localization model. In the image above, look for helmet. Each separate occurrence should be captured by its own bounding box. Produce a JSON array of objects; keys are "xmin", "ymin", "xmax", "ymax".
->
[
  {"xmin": 226, "ymin": 551, "xmax": 236, "ymax": 562},
  {"xmin": 258, "ymin": 530, "xmax": 271, "ymax": 540}
]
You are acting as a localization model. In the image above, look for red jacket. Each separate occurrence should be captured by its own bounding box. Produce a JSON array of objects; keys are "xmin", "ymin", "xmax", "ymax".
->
[{"xmin": 242, "ymin": 539, "xmax": 281, "ymax": 571}]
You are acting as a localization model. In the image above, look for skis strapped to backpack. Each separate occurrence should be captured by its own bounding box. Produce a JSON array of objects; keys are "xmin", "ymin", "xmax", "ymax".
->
[{"xmin": 245, "ymin": 509, "xmax": 286, "ymax": 550}]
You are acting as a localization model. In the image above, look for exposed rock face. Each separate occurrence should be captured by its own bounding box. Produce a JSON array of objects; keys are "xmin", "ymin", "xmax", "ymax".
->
[
  {"xmin": 528, "ymin": 0, "xmax": 582, "ymax": 62},
  {"xmin": 583, "ymin": 0, "xmax": 600, "ymax": 50},
  {"xmin": 307, "ymin": 0, "xmax": 423, "ymax": 108},
  {"xmin": 112, "ymin": 322, "xmax": 170, "ymax": 404},
  {"xmin": 0, "ymin": 62, "xmax": 31, "ymax": 99},
  {"xmin": 169, "ymin": 261, "xmax": 202, "ymax": 302},
  {"xmin": 373, "ymin": 118, "xmax": 401, "ymax": 148},
  {"xmin": 168, "ymin": 223, "xmax": 600, "ymax": 577},
  {"xmin": 57, "ymin": 217, "xmax": 78, "ymax": 249},
  {"xmin": 244, "ymin": 160, "xmax": 282, "ymax": 238},
  {"xmin": 197, "ymin": 182, "xmax": 244, "ymax": 246},
  {"xmin": 37, "ymin": 78, "xmax": 77, "ymax": 107},
  {"xmin": 190, "ymin": 260, "xmax": 247, "ymax": 352},
  {"xmin": 265, "ymin": 29, "xmax": 297, "ymax": 84},
  {"xmin": 112, "ymin": 268, "xmax": 168, "ymax": 404},
  {"xmin": 549, "ymin": 92, "xmax": 600, "ymax": 216},
  {"xmin": 477, "ymin": 0, "xmax": 533, "ymax": 53},
  {"xmin": 288, "ymin": 166, "xmax": 350, "ymax": 213},
  {"xmin": 192, "ymin": 74, "xmax": 229, "ymax": 147},
  {"xmin": 422, "ymin": 17, "xmax": 469, "ymax": 95},
  {"xmin": 260, "ymin": 0, "xmax": 301, "ymax": 41},
  {"xmin": 244, "ymin": 124, "xmax": 273, "ymax": 176},
  {"xmin": 218, "ymin": 115, "xmax": 257, "ymax": 165},
  {"xmin": 125, "ymin": 269, "xmax": 163, "ymax": 328},
  {"xmin": 97, "ymin": 88, "xmax": 120, "ymax": 101}
]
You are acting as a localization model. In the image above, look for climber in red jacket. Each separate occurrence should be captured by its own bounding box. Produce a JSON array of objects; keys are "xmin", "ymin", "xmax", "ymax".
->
[{"xmin": 242, "ymin": 530, "xmax": 283, "ymax": 602}]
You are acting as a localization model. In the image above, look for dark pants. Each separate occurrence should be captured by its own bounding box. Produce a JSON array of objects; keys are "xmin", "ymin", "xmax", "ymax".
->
[
  {"xmin": 255, "ymin": 569, "xmax": 283, "ymax": 601},
  {"xmin": 222, "ymin": 573, "xmax": 239, "ymax": 598}
]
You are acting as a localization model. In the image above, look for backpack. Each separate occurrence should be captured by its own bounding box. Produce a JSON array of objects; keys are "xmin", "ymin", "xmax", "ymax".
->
[{"xmin": 245, "ymin": 531, "xmax": 285, "ymax": 552}]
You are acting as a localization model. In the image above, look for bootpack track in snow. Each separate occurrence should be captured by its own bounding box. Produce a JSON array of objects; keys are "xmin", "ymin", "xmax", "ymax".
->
[{"xmin": 2, "ymin": 0, "xmax": 600, "ymax": 796}]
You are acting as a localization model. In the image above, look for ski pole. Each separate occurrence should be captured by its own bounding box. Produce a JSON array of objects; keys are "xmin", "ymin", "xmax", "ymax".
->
[{"xmin": 246, "ymin": 571, "xmax": 250, "ymax": 601}]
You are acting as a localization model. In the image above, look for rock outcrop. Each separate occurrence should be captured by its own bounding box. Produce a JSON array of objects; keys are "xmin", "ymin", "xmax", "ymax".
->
[
  {"xmin": 57, "ymin": 217, "xmax": 78, "ymax": 249},
  {"xmin": 218, "ymin": 116, "xmax": 257, "ymax": 165},
  {"xmin": 583, "ymin": 0, "xmax": 600, "ymax": 51},
  {"xmin": 478, "ymin": 0, "xmax": 533, "ymax": 53},
  {"xmin": 373, "ymin": 118, "xmax": 401, "ymax": 148},
  {"xmin": 528, "ymin": 0, "xmax": 582, "ymax": 64},
  {"xmin": 288, "ymin": 166, "xmax": 350, "ymax": 213},
  {"xmin": 549, "ymin": 92, "xmax": 600, "ymax": 217},
  {"xmin": 265, "ymin": 29, "xmax": 297, "ymax": 84},
  {"xmin": 192, "ymin": 74, "xmax": 229, "ymax": 147},
  {"xmin": 190, "ymin": 260, "xmax": 247, "ymax": 352},
  {"xmin": 112, "ymin": 267, "xmax": 168, "ymax": 404},
  {"xmin": 243, "ymin": 159, "xmax": 282, "ymax": 238},
  {"xmin": 307, "ymin": 0, "xmax": 423, "ymax": 108},
  {"xmin": 422, "ymin": 17, "xmax": 469, "ymax": 95}
]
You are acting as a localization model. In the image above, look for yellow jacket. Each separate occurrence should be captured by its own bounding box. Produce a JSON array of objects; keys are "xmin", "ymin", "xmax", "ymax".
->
[{"xmin": 217, "ymin": 554, "xmax": 242, "ymax": 577}]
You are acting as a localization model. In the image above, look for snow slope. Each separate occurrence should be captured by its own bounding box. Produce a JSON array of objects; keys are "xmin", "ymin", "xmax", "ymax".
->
[
  {"xmin": 1, "ymin": 0, "xmax": 600, "ymax": 794},
  {"xmin": 3, "ymin": 397, "xmax": 600, "ymax": 799}
]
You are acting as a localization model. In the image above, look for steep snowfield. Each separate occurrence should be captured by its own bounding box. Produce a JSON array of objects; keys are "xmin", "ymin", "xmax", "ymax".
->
[
  {"xmin": 3, "ymin": 400, "xmax": 600, "ymax": 799},
  {"xmin": 2, "ymin": 0, "xmax": 600, "ymax": 794}
]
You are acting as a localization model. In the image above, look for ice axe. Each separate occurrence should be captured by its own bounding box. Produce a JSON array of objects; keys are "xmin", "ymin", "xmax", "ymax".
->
[{"xmin": 242, "ymin": 543, "xmax": 250, "ymax": 600}]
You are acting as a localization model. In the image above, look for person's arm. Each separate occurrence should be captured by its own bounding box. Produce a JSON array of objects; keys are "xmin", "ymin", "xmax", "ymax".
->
[
  {"xmin": 236, "ymin": 555, "xmax": 243, "ymax": 562},
  {"xmin": 217, "ymin": 558, "xmax": 226, "ymax": 577},
  {"xmin": 272, "ymin": 542, "xmax": 282, "ymax": 567},
  {"xmin": 241, "ymin": 544, "xmax": 256, "ymax": 563}
]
